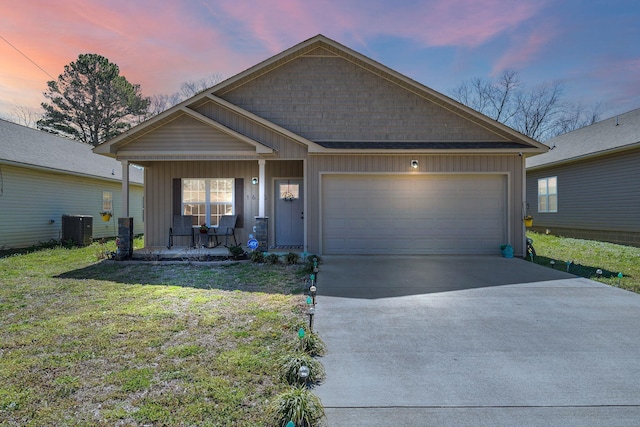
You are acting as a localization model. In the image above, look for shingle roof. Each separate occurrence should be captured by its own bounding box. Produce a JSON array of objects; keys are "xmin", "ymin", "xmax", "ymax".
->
[
  {"xmin": 0, "ymin": 119, "xmax": 143, "ymax": 184},
  {"xmin": 526, "ymin": 108, "xmax": 640, "ymax": 169},
  {"xmin": 315, "ymin": 141, "xmax": 533, "ymax": 149}
]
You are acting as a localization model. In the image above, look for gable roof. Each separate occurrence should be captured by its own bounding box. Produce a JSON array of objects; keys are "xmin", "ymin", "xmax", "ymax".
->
[
  {"xmin": 0, "ymin": 119, "xmax": 143, "ymax": 184},
  {"xmin": 95, "ymin": 34, "xmax": 547, "ymax": 156},
  {"xmin": 527, "ymin": 108, "xmax": 640, "ymax": 170}
]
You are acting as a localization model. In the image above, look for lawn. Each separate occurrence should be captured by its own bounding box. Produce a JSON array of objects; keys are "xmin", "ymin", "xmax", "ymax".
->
[
  {"xmin": 0, "ymin": 239, "xmax": 310, "ymax": 426},
  {"xmin": 527, "ymin": 231, "xmax": 640, "ymax": 293}
]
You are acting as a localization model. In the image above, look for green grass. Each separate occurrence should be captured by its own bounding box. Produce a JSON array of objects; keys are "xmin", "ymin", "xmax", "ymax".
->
[
  {"xmin": 0, "ymin": 238, "xmax": 309, "ymax": 426},
  {"xmin": 527, "ymin": 231, "xmax": 640, "ymax": 293}
]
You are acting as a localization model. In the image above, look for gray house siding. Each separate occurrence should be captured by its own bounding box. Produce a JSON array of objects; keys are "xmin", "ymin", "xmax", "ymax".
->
[
  {"xmin": 143, "ymin": 160, "xmax": 302, "ymax": 248},
  {"xmin": 220, "ymin": 55, "xmax": 506, "ymax": 144},
  {"xmin": 526, "ymin": 148, "xmax": 640, "ymax": 247}
]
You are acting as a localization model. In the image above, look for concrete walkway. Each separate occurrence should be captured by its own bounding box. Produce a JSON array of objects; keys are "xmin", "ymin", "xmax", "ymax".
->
[{"xmin": 313, "ymin": 256, "xmax": 640, "ymax": 426}]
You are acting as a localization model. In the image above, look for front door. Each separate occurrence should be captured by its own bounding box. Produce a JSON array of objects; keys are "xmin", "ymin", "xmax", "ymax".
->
[{"xmin": 275, "ymin": 179, "xmax": 304, "ymax": 247}]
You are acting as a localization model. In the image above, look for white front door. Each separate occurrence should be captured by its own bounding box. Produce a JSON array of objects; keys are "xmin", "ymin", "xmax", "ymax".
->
[{"xmin": 275, "ymin": 179, "xmax": 304, "ymax": 247}]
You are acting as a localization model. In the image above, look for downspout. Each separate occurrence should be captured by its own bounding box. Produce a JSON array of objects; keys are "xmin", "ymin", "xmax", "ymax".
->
[{"xmin": 521, "ymin": 154, "xmax": 527, "ymax": 257}]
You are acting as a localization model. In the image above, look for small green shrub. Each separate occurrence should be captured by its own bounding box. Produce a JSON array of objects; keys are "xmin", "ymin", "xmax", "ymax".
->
[
  {"xmin": 280, "ymin": 353, "xmax": 325, "ymax": 386},
  {"xmin": 298, "ymin": 331, "xmax": 326, "ymax": 357},
  {"xmin": 250, "ymin": 251, "xmax": 265, "ymax": 263},
  {"xmin": 269, "ymin": 386, "xmax": 325, "ymax": 427},
  {"xmin": 265, "ymin": 253, "xmax": 280, "ymax": 265},
  {"xmin": 227, "ymin": 244, "xmax": 245, "ymax": 259},
  {"xmin": 284, "ymin": 252, "xmax": 300, "ymax": 265}
]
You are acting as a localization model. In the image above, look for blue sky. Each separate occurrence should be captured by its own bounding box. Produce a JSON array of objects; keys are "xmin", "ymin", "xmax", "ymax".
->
[{"xmin": 1, "ymin": 0, "xmax": 639, "ymax": 122}]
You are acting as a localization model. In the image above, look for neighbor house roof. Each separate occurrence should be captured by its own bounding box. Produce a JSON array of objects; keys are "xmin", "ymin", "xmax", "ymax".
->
[
  {"xmin": 0, "ymin": 119, "xmax": 143, "ymax": 184},
  {"xmin": 527, "ymin": 108, "xmax": 640, "ymax": 170}
]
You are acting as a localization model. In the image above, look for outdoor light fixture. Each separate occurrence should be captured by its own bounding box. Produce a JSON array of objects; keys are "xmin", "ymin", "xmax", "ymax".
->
[
  {"xmin": 410, "ymin": 159, "xmax": 419, "ymax": 168},
  {"xmin": 298, "ymin": 365, "xmax": 310, "ymax": 387},
  {"xmin": 596, "ymin": 268, "xmax": 603, "ymax": 278},
  {"xmin": 550, "ymin": 260, "xmax": 555, "ymax": 269},
  {"xmin": 307, "ymin": 306, "xmax": 315, "ymax": 331},
  {"xmin": 310, "ymin": 285, "xmax": 317, "ymax": 305},
  {"xmin": 251, "ymin": 177, "xmax": 258, "ymax": 185}
]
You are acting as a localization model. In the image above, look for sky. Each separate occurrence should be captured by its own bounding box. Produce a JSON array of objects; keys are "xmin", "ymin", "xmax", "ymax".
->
[{"xmin": 1, "ymin": 0, "xmax": 639, "ymax": 124}]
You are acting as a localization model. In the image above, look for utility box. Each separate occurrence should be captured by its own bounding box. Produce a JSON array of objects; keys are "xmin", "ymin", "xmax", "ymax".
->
[{"xmin": 61, "ymin": 215, "xmax": 93, "ymax": 246}]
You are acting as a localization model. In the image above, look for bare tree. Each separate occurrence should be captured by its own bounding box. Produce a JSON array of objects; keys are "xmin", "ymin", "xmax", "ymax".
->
[
  {"xmin": 8, "ymin": 106, "xmax": 42, "ymax": 128},
  {"xmin": 450, "ymin": 70, "xmax": 601, "ymax": 141},
  {"xmin": 146, "ymin": 73, "xmax": 223, "ymax": 118}
]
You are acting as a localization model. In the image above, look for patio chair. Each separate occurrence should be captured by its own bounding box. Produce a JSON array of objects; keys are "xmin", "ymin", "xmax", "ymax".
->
[
  {"xmin": 208, "ymin": 215, "xmax": 238, "ymax": 247},
  {"xmin": 168, "ymin": 215, "xmax": 195, "ymax": 248}
]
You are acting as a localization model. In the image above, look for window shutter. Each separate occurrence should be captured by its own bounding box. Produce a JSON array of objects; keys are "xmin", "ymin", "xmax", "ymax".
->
[
  {"xmin": 235, "ymin": 178, "xmax": 244, "ymax": 228},
  {"xmin": 172, "ymin": 178, "xmax": 182, "ymax": 217}
]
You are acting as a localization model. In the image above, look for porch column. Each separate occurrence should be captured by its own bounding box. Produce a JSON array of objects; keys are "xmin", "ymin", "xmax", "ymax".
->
[
  {"xmin": 258, "ymin": 159, "xmax": 266, "ymax": 217},
  {"xmin": 121, "ymin": 160, "xmax": 130, "ymax": 217}
]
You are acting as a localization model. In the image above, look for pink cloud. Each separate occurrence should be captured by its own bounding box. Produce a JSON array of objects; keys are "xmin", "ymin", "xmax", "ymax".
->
[{"xmin": 492, "ymin": 23, "xmax": 559, "ymax": 73}]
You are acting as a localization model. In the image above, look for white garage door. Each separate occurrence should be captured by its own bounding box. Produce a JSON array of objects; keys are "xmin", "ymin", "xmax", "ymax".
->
[{"xmin": 322, "ymin": 174, "xmax": 507, "ymax": 255}]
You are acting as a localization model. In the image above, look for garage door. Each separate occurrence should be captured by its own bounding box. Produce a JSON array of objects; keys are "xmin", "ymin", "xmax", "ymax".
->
[{"xmin": 322, "ymin": 174, "xmax": 507, "ymax": 255}]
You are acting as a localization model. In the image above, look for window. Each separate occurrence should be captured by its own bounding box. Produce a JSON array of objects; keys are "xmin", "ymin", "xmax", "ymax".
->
[
  {"xmin": 182, "ymin": 179, "xmax": 233, "ymax": 226},
  {"xmin": 538, "ymin": 177, "xmax": 557, "ymax": 212},
  {"xmin": 102, "ymin": 191, "xmax": 113, "ymax": 212}
]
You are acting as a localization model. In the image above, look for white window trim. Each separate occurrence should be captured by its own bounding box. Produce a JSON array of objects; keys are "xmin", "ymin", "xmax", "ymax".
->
[
  {"xmin": 182, "ymin": 178, "xmax": 234, "ymax": 227},
  {"xmin": 538, "ymin": 177, "xmax": 557, "ymax": 213}
]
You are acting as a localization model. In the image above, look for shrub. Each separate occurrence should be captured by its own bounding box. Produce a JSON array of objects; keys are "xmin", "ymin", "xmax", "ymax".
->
[
  {"xmin": 250, "ymin": 251, "xmax": 265, "ymax": 263},
  {"xmin": 284, "ymin": 252, "xmax": 300, "ymax": 265},
  {"xmin": 227, "ymin": 244, "xmax": 245, "ymax": 259},
  {"xmin": 298, "ymin": 331, "xmax": 326, "ymax": 357},
  {"xmin": 265, "ymin": 253, "xmax": 280, "ymax": 265},
  {"xmin": 279, "ymin": 353, "xmax": 325, "ymax": 386},
  {"xmin": 269, "ymin": 386, "xmax": 325, "ymax": 427},
  {"xmin": 303, "ymin": 254, "xmax": 322, "ymax": 273}
]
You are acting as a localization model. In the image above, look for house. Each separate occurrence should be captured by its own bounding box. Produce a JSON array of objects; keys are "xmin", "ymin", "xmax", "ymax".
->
[
  {"xmin": 94, "ymin": 35, "xmax": 546, "ymax": 256},
  {"xmin": 0, "ymin": 119, "xmax": 144, "ymax": 249},
  {"xmin": 526, "ymin": 108, "xmax": 640, "ymax": 247}
]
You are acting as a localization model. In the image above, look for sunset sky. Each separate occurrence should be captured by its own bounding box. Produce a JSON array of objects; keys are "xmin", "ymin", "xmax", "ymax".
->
[{"xmin": 1, "ymin": 0, "xmax": 639, "ymax": 124}]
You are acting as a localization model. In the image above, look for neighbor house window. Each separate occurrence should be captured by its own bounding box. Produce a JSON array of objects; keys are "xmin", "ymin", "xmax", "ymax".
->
[
  {"xmin": 538, "ymin": 177, "xmax": 557, "ymax": 212},
  {"xmin": 102, "ymin": 191, "xmax": 113, "ymax": 212},
  {"xmin": 182, "ymin": 179, "xmax": 233, "ymax": 226}
]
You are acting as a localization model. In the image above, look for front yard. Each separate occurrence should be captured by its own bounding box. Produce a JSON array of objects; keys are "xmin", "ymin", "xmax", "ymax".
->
[{"xmin": 0, "ymin": 239, "xmax": 308, "ymax": 426}]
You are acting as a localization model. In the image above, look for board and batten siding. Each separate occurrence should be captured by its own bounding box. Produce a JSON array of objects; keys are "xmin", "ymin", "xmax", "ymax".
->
[
  {"xmin": 306, "ymin": 154, "xmax": 525, "ymax": 255},
  {"xmin": 526, "ymin": 148, "xmax": 640, "ymax": 245},
  {"xmin": 0, "ymin": 164, "xmax": 143, "ymax": 249},
  {"xmin": 143, "ymin": 160, "xmax": 303, "ymax": 248}
]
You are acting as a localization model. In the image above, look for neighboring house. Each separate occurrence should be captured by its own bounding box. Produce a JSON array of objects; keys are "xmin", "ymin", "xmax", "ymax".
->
[
  {"xmin": 0, "ymin": 119, "xmax": 144, "ymax": 249},
  {"xmin": 95, "ymin": 35, "xmax": 546, "ymax": 256},
  {"xmin": 526, "ymin": 108, "xmax": 640, "ymax": 247}
]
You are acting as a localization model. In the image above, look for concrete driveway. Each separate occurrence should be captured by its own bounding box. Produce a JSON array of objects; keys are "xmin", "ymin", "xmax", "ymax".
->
[{"xmin": 313, "ymin": 256, "xmax": 640, "ymax": 426}]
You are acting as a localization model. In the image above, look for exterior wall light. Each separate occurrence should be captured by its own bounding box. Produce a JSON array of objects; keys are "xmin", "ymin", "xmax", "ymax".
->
[
  {"xmin": 251, "ymin": 177, "xmax": 258, "ymax": 185},
  {"xmin": 410, "ymin": 160, "xmax": 419, "ymax": 168}
]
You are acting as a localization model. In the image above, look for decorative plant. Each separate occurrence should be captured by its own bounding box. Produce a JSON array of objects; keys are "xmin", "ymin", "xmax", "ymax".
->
[
  {"xmin": 279, "ymin": 353, "xmax": 325, "ymax": 386},
  {"xmin": 227, "ymin": 244, "xmax": 245, "ymax": 259},
  {"xmin": 298, "ymin": 331, "xmax": 326, "ymax": 357},
  {"xmin": 269, "ymin": 386, "xmax": 325, "ymax": 427},
  {"xmin": 284, "ymin": 252, "xmax": 300, "ymax": 265},
  {"xmin": 524, "ymin": 215, "xmax": 533, "ymax": 220},
  {"xmin": 199, "ymin": 223, "xmax": 209, "ymax": 233},
  {"xmin": 266, "ymin": 253, "xmax": 280, "ymax": 265},
  {"xmin": 99, "ymin": 210, "xmax": 112, "ymax": 216},
  {"xmin": 250, "ymin": 251, "xmax": 265, "ymax": 263}
]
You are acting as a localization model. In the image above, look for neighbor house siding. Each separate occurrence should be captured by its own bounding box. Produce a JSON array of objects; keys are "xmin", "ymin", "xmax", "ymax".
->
[
  {"xmin": 0, "ymin": 164, "xmax": 143, "ymax": 249},
  {"xmin": 143, "ymin": 160, "xmax": 303, "ymax": 248},
  {"xmin": 526, "ymin": 148, "xmax": 640, "ymax": 246},
  {"xmin": 306, "ymin": 154, "xmax": 524, "ymax": 255},
  {"xmin": 220, "ymin": 56, "xmax": 506, "ymax": 144}
]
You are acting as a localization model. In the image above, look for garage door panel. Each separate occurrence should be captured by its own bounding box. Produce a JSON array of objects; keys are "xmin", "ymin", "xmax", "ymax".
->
[{"xmin": 322, "ymin": 174, "xmax": 507, "ymax": 255}]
